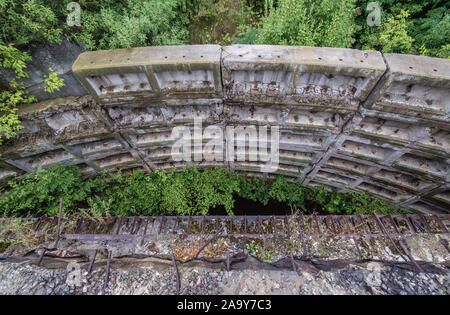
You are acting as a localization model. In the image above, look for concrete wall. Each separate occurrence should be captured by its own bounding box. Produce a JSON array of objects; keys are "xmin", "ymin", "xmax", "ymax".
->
[{"xmin": 1, "ymin": 45, "xmax": 449, "ymax": 214}]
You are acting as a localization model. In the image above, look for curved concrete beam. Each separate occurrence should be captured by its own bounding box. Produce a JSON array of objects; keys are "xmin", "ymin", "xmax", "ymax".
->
[{"xmin": 1, "ymin": 45, "xmax": 449, "ymax": 215}]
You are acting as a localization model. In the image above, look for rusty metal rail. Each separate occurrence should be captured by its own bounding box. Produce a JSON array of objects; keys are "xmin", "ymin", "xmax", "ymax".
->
[
  {"xmin": 63, "ymin": 214, "xmax": 449, "ymax": 240},
  {"xmin": 2, "ymin": 214, "xmax": 448, "ymax": 241},
  {"xmin": 1, "ymin": 213, "xmax": 448, "ymax": 295}
]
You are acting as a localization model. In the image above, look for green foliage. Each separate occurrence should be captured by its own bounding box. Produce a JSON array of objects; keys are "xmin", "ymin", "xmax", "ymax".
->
[
  {"xmin": 0, "ymin": 165, "xmax": 406, "ymax": 218},
  {"xmin": 0, "ymin": 45, "xmax": 64, "ymax": 146},
  {"xmin": 0, "ymin": 0, "xmax": 207, "ymax": 50},
  {"xmin": 303, "ymin": 184, "xmax": 404, "ymax": 215},
  {"xmin": 0, "ymin": 218, "xmax": 37, "ymax": 249},
  {"xmin": 189, "ymin": 0, "xmax": 256, "ymax": 45},
  {"xmin": 255, "ymin": 0, "xmax": 357, "ymax": 48},
  {"xmin": 87, "ymin": 167, "xmax": 240, "ymax": 217},
  {"xmin": 379, "ymin": 10, "xmax": 414, "ymax": 54},
  {"xmin": 89, "ymin": 170, "xmax": 164, "ymax": 217},
  {"xmin": 159, "ymin": 168, "xmax": 240, "ymax": 216},
  {"xmin": 0, "ymin": 165, "xmax": 107, "ymax": 217},
  {"xmin": 268, "ymin": 176, "xmax": 306, "ymax": 210},
  {"xmin": 43, "ymin": 67, "xmax": 65, "ymax": 93},
  {"xmin": 73, "ymin": 0, "xmax": 190, "ymax": 50},
  {"xmin": 246, "ymin": 240, "xmax": 273, "ymax": 263},
  {"xmin": 237, "ymin": 176, "xmax": 270, "ymax": 205},
  {"xmin": 356, "ymin": 0, "xmax": 449, "ymax": 58},
  {"xmin": 0, "ymin": 0, "xmax": 62, "ymax": 46},
  {"xmin": 0, "ymin": 44, "xmax": 37, "ymax": 145}
]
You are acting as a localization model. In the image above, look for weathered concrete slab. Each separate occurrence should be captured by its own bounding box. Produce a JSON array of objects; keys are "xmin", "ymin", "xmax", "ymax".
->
[
  {"xmin": 221, "ymin": 45, "xmax": 386, "ymax": 111},
  {"xmin": 1, "ymin": 45, "xmax": 450, "ymax": 214},
  {"xmin": 363, "ymin": 53, "xmax": 450, "ymax": 123},
  {"xmin": 73, "ymin": 45, "xmax": 223, "ymax": 106}
]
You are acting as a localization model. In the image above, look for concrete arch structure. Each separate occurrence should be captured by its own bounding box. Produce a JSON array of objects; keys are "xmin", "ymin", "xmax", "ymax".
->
[{"xmin": 1, "ymin": 45, "xmax": 449, "ymax": 214}]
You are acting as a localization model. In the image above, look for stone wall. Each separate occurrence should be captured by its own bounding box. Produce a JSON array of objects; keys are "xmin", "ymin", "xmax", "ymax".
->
[{"xmin": 1, "ymin": 45, "xmax": 449, "ymax": 214}]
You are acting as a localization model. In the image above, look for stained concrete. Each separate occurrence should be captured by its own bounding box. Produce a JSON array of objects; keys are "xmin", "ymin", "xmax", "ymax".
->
[{"xmin": 1, "ymin": 45, "xmax": 449, "ymax": 214}]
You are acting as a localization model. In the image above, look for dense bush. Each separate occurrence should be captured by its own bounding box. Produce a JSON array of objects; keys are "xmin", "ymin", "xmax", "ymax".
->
[
  {"xmin": 254, "ymin": 0, "xmax": 357, "ymax": 48},
  {"xmin": 355, "ymin": 0, "xmax": 450, "ymax": 57},
  {"xmin": 0, "ymin": 165, "xmax": 107, "ymax": 217},
  {"xmin": 0, "ymin": 0, "xmax": 206, "ymax": 51},
  {"xmin": 89, "ymin": 167, "xmax": 241, "ymax": 217},
  {"xmin": 0, "ymin": 0, "xmax": 67, "ymax": 145},
  {"xmin": 0, "ymin": 165, "xmax": 403, "ymax": 217}
]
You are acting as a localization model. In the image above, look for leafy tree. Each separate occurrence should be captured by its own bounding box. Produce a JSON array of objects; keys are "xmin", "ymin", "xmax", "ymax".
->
[
  {"xmin": 356, "ymin": 0, "xmax": 449, "ymax": 58},
  {"xmin": 0, "ymin": 165, "xmax": 403, "ymax": 217},
  {"xmin": 379, "ymin": 10, "xmax": 414, "ymax": 54},
  {"xmin": 237, "ymin": 176, "xmax": 270, "ymax": 205},
  {"xmin": 0, "ymin": 0, "xmax": 62, "ymax": 46},
  {"xmin": 0, "ymin": 44, "xmax": 36, "ymax": 145},
  {"xmin": 268, "ymin": 176, "xmax": 306, "ymax": 210},
  {"xmin": 0, "ymin": 165, "xmax": 107, "ymax": 217},
  {"xmin": 255, "ymin": 0, "xmax": 357, "ymax": 48},
  {"xmin": 0, "ymin": 45, "xmax": 65, "ymax": 146}
]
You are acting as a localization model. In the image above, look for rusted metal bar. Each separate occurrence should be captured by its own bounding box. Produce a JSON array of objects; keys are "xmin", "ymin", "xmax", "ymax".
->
[
  {"xmin": 54, "ymin": 197, "xmax": 64, "ymax": 248},
  {"xmin": 115, "ymin": 217, "xmax": 123, "ymax": 235},
  {"xmin": 257, "ymin": 216, "xmax": 261, "ymax": 234},
  {"xmin": 327, "ymin": 215, "xmax": 336, "ymax": 234},
  {"xmin": 285, "ymin": 216, "xmax": 290, "ymax": 235},
  {"xmin": 271, "ymin": 216, "xmax": 275, "ymax": 233},
  {"xmin": 194, "ymin": 229, "xmax": 223, "ymax": 259},
  {"xmin": 130, "ymin": 216, "xmax": 138, "ymax": 234},
  {"xmin": 158, "ymin": 216, "xmax": 165, "ymax": 234},
  {"xmin": 201, "ymin": 216, "xmax": 206, "ymax": 234},
  {"xmin": 402, "ymin": 214, "xmax": 416, "ymax": 233},
  {"xmin": 342, "ymin": 216, "xmax": 363, "ymax": 259},
  {"xmin": 343, "ymin": 216, "xmax": 353, "ymax": 234},
  {"xmin": 313, "ymin": 214, "xmax": 321, "ymax": 234},
  {"xmin": 432, "ymin": 215, "xmax": 448, "ymax": 233},
  {"xmin": 87, "ymin": 250, "xmax": 97, "ymax": 274},
  {"xmin": 243, "ymin": 216, "xmax": 247, "ymax": 234},
  {"xmin": 297, "ymin": 216, "xmax": 308, "ymax": 257},
  {"xmin": 75, "ymin": 217, "xmax": 83, "ymax": 234},
  {"xmin": 357, "ymin": 215, "xmax": 370, "ymax": 234},
  {"xmin": 439, "ymin": 238, "xmax": 450, "ymax": 254},
  {"xmin": 398, "ymin": 239, "xmax": 425, "ymax": 273},
  {"xmin": 386, "ymin": 214, "xmax": 400, "ymax": 234},
  {"xmin": 290, "ymin": 253, "xmax": 296, "ymax": 272},
  {"xmin": 37, "ymin": 248, "xmax": 46, "ymax": 266},
  {"xmin": 140, "ymin": 218, "xmax": 150, "ymax": 246},
  {"xmin": 6, "ymin": 214, "xmax": 447, "ymax": 223},
  {"xmin": 61, "ymin": 232, "xmax": 420, "ymax": 241},
  {"xmin": 372, "ymin": 213, "xmax": 409, "ymax": 263},
  {"xmin": 103, "ymin": 250, "xmax": 112, "ymax": 295},
  {"xmin": 418, "ymin": 214, "xmax": 432, "ymax": 233},
  {"xmin": 34, "ymin": 217, "xmax": 43, "ymax": 232},
  {"xmin": 172, "ymin": 218, "xmax": 178, "ymax": 234},
  {"xmin": 171, "ymin": 252, "xmax": 180, "ymax": 295},
  {"xmin": 187, "ymin": 216, "xmax": 192, "ymax": 234}
]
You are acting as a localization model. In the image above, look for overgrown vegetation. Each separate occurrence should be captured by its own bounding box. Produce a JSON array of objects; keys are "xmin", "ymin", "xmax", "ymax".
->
[
  {"xmin": 0, "ymin": 165, "xmax": 404, "ymax": 218},
  {"xmin": 254, "ymin": 0, "xmax": 357, "ymax": 48},
  {"xmin": 355, "ymin": 0, "xmax": 450, "ymax": 57},
  {"xmin": 0, "ymin": 0, "xmax": 448, "ymax": 145}
]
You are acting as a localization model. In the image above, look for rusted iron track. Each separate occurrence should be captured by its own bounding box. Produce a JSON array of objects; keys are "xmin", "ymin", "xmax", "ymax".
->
[
  {"xmin": 3, "ymin": 214, "xmax": 447, "ymax": 295},
  {"xmin": 3, "ymin": 214, "xmax": 448, "ymax": 241}
]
